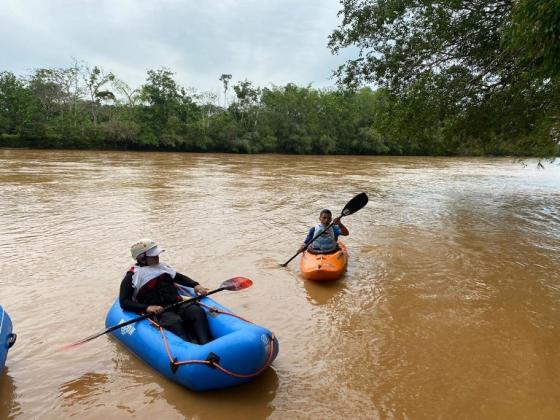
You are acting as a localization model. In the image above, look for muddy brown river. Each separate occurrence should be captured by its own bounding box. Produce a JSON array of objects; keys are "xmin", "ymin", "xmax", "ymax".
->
[{"xmin": 1, "ymin": 149, "xmax": 559, "ymax": 419}]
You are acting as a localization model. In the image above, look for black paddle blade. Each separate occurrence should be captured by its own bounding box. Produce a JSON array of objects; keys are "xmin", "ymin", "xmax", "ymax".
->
[
  {"xmin": 341, "ymin": 192, "xmax": 368, "ymax": 216},
  {"xmin": 221, "ymin": 276, "xmax": 253, "ymax": 291}
]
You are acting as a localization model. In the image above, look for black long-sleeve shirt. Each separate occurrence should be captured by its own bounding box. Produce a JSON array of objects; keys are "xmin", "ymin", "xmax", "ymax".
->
[{"xmin": 119, "ymin": 271, "xmax": 199, "ymax": 313}]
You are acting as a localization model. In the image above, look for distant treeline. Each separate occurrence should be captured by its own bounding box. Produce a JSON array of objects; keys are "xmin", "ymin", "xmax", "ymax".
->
[{"xmin": 0, "ymin": 61, "xmax": 557, "ymax": 156}]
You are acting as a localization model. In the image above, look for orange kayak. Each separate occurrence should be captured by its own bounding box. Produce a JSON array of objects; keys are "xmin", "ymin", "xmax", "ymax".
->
[{"xmin": 300, "ymin": 241, "xmax": 348, "ymax": 281}]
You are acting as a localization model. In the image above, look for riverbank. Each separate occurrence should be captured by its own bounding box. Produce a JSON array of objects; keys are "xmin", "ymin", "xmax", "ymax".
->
[{"xmin": 2, "ymin": 134, "xmax": 557, "ymax": 157}]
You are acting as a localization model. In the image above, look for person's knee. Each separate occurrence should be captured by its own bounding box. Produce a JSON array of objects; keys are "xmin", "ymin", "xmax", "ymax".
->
[
  {"xmin": 157, "ymin": 311, "xmax": 181, "ymax": 327},
  {"xmin": 181, "ymin": 304, "xmax": 206, "ymax": 321}
]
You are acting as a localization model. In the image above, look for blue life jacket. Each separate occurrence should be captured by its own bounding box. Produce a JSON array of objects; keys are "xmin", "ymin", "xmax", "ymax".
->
[{"xmin": 308, "ymin": 224, "xmax": 338, "ymax": 253}]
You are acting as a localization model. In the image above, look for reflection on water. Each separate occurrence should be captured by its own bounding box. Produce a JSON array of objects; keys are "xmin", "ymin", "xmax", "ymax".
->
[
  {"xmin": 178, "ymin": 368, "xmax": 278, "ymax": 419},
  {"xmin": 1, "ymin": 149, "xmax": 559, "ymax": 418},
  {"xmin": 302, "ymin": 277, "xmax": 347, "ymax": 306},
  {"xmin": 111, "ymin": 338, "xmax": 278, "ymax": 419},
  {"xmin": 57, "ymin": 337, "xmax": 278, "ymax": 419},
  {"xmin": 56, "ymin": 338, "xmax": 278, "ymax": 419},
  {"xmin": 58, "ymin": 372, "xmax": 110, "ymax": 407},
  {"xmin": 0, "ymin": 369, "xmax": 21, "ymax": 419}
]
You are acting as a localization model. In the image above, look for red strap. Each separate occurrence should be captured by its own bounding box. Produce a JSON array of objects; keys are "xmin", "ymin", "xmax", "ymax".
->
[{"xmin": 149, "ymin": 313, "xmax": 276, "ymax": 378}]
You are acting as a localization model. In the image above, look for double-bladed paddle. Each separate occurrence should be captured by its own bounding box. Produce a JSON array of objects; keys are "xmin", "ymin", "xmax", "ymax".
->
[
  {"xmin": 58, "ymin": 276, "xmax": 253, "ymax": 351},
  {"xmin": 280, "ymin": 192, "xmax": 369, "ymax": 267}
]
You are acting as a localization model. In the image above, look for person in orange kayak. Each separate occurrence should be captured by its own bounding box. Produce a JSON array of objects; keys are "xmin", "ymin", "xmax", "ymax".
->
[
  {"xmin": 298, "ymin": 209, "xmax": 349, "ymax": 254},
  {"xmin": 119, "ymin": 238, "xmax": 213, "ymax": 344}
]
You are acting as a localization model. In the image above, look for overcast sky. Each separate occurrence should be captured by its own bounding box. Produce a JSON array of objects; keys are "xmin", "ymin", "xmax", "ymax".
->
[{"xmin": 0, "ymin": 0, "xmax": 357, "ymax": 96}]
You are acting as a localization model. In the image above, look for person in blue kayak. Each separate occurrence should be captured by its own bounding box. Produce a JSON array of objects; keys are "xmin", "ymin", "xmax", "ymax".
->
[
  {"xmin": 119, "ymin": 238, "xmax": 213, "ymax": 344},
  {"xmin": 298, "ymin": 209, "xmax": 349, "ymax": 254}
]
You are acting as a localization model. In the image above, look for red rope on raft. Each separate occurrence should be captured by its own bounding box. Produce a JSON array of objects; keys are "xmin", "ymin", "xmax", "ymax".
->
[{"xmin": 148, "ymin": 305, "xmax": 276, "ymax": 379}]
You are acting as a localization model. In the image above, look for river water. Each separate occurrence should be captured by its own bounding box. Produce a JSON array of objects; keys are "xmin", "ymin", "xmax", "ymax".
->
[{"xmin": 1, "ymin": 149, "xmax": 559, "ymax": 419}]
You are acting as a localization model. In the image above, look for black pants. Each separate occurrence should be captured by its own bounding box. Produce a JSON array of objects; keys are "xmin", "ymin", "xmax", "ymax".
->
[{"xmin": 157, "ymin": 304, "xmax": 212, "ymax": 344}]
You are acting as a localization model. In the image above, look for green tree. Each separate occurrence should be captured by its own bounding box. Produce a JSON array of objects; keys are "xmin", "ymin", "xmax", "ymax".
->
[
  {"xmin": 260, "ymin": 84, "xmax": 320, "ymax": 153},
  {"xmin": 0, "ymin": 72, "xmax": 39, "ymax": 136},
  {"xmin": 329, "ymin": 1, "xmax": 514, "ymax": 96},
  {"xmin": 112, "ymin": 78, "xmax": 141, "ymax": 119},
  {"xmin": 506, "ymin": 0, "xmax": 560, "ymax": 79},
  {"xmin": 27, "ymin": 64, "xmax": 84, "ymax": 133},
  {"xmin": 219, "ymin": 74, "xmax": 232, "ymax": 107},
  {"xmin": 140, "ymin": 68, "xmax": 181, "ymax": 138},
  {"xmin": 83, "ymin": 64, "xmax": 115, "ymax": 125},
  {"xmin": 328, "ymin": 0, "xmax": 559, "ymax": 156},
  {"xmin": 27, "ymin": 69, "xmax": 67, "ymax": 122},
  {"xmin": 232, "ymin": 79, "xmax": 261, "ymax": 131}
]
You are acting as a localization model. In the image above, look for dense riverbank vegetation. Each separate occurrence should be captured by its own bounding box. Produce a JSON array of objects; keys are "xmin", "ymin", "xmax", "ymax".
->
[{"xmin": 1, "ymin": 1, "xmax": 558, "ymax": 156}]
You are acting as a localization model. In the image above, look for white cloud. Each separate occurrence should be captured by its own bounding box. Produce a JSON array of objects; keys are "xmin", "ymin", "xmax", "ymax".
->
[{"xmin": 0, "ymin": 0, "xmax": 356, "ymax": 95}]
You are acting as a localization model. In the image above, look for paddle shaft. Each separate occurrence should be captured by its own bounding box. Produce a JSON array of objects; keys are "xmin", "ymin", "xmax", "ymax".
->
[
  {"xmin": 106, "ymin": 287, "xmax": 225, "ymax": 334},
  {"xmin": 71, "ymin": 287, "xmax": 226, "ymax": 347}
]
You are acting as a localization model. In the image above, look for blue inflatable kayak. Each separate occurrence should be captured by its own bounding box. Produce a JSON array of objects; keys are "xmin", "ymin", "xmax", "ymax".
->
[
  {"xmin": 106, "ymin": 288, "xmax": 279, "ymax": 391},
  {"xmin": 1, "ymin": 305, "xmax": 16, "ymax": 372}
]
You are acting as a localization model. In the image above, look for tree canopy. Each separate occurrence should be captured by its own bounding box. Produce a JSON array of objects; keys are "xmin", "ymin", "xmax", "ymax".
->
[{"xmin": 329, "ymin": 0, "xmax": 559, "ymax": 156}]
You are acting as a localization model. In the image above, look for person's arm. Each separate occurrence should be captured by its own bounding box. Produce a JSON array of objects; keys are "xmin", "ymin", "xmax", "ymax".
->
[
  {"xmin": 298, "ymin": 227, "xmax": 315, "ymax": 252},
  {"xmin": 305, "ymin": 227, "xmax": 317, "ymax": 244},
  {"xmin": 174, "ymin": 272, "xmax": 199, "ymax": 287},
  {"xmin": 119, "ymin": 272, "xmax": 150, "ymax": 313},
  {"xmin": 333, "ymin": 217, "xmax": 349, "ymax": 236},
  {"xmin": 174, "ymin": 272, "xmax": 208, "ymax": 295}
]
